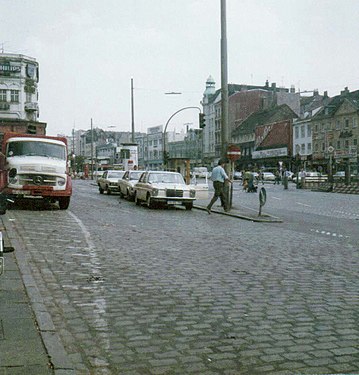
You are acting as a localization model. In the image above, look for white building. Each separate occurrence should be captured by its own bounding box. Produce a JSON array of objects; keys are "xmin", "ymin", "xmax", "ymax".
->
[{"xmin": 0, "ymin": 53, "xmax": 40, "ymax": 122}]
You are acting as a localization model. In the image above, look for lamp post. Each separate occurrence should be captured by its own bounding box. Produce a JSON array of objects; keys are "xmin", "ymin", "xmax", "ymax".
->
[{"xmin": 162, "ymin": 106, "xmax": 201, "ymax": 169}]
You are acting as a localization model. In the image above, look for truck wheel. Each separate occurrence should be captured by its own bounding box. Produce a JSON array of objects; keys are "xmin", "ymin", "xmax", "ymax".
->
[
  {"xmin": 58, "ymin": 197, "xmax": 70, "ymax": 210},
  {"xmin": 184, "ymin": 202, "xmax": 193, "ymax": 210}
]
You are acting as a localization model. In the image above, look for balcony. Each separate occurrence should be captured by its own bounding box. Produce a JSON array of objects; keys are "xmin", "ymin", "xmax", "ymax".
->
[{"xmin": 25, "ymin": 102, "xmax": 39, "ymax": 112}]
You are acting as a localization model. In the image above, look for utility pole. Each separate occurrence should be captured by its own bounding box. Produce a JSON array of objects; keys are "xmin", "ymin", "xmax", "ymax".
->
[
  {"xmin": 91, "ymin": 118, "xmax": 94, "ymax": 179},
  {"xmin": 221, "ymin": 0, "xmax": 229, "ymax": 161},
  {"xmin": 131, "ymin": 77, "xmax": 135, "ymax": 143}
]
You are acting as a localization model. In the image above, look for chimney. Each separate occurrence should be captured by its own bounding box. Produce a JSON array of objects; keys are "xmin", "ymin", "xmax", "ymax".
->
[
  {"xmin": 323, "ymin": 91, "xmax": 328, "ymax": 98},
  {"xmin": 271, "ymin": 82, "xmax": 276, "ymax": 91},
  {"xmin": 313, "ymin": 89, "xmax": 319, "ymax": 96},
  {"xmin": 265, "ymin": 79, "xmax": 269, "ymax": 88},
  {"xmin": 340, "ymin": 87, "xmax": 349, "ymax": 96},
  {"xmin": 290, "ymin": 85, "xmax": 295, "ymax": 93}
]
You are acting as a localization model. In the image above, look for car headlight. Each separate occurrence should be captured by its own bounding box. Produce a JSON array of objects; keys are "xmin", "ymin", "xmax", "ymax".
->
[
  {"xmin": 152, "ymin": 188, "xmax": 159, "ymax": 197},
  {"xmin": 57, "ymin": 177, "xmax": 66, "ymax": 186},
  {"xmin": 9, "ymin": 176, "xmax": 18, "ymax": 184},
  {"xmin": 190, "ymin": 189, "xmax": 196, "ymax": 198}
]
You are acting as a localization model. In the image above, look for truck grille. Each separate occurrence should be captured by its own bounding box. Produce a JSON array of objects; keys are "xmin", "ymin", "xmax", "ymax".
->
[
  {"xmin": 166, "ymin": 189, "xmax": 183, "ymax": 197},
  {"xmin": 19, "ymin": 174, "xmax": 57, "ymax": 187}
]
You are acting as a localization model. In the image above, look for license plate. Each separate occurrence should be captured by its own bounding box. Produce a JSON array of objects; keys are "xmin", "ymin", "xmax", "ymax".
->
[
  {"xmin": 0, "ymin": 257, "xmax": 3, "ymax": 275},
  {"xmin": 167, "ymin": 200, "xmax": 178, "ymax": 205}
]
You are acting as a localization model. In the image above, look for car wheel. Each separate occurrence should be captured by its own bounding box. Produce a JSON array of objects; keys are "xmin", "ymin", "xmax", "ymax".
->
[
  {"xmin": 119, "ymin": 190, "xmax": 124, "ymax": 198},
  {"xmin": 134, "ymin": 192, "xmax": 141, "ymax": 206},
  {"xmin": 146, "ymin": 194, "xmax": 153, "ymax": 209},
  {"xmin": 106, "ymin": 186, "xmax": 111, "ymax": 195},
  {"xmin": 98, "ymin": 185, "xmax": 104, "ymax": 194},
  {"xmin": 184, "ymin": 202, "xmax": 193, "ymax": 211},
  {"xmin": 58, "ymin": 197, "xmax": 70, "ymax": 210}
]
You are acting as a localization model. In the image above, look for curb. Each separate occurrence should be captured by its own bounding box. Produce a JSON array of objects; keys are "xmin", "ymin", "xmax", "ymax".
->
[
  {"xmin": 194, "ymin": 205, "xmax": 283, "ymax": 223},
  {"xmin": 2, "ymin": 215, "xmax": 76, "ymax": 374}
]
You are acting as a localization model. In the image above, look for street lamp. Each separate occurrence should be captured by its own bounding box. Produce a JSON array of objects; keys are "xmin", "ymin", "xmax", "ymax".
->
[{"xmin": 162, "ymin": 106, "xmax": 201, "ymax": 168}]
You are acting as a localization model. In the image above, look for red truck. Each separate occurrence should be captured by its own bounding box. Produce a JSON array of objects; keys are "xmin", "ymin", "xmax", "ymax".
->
[{"xmin": 0, "ymin": 132, "xmax": 72, "ymax": 209}]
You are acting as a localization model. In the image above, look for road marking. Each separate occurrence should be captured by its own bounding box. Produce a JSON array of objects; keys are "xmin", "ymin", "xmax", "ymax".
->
[
  {"xmin": 296, "ymin": 202, "xmax": 311, "ymax": 207},
  {"xmin": 271, "ymin": 196, "xmax": 281, "ymax": 200},
  {"xmin": 310, "ymin": 228, "xmax": 348, "ymax": 239}
]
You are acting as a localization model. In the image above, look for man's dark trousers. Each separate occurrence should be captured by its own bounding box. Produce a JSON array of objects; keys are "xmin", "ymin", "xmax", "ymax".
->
[{"xmin": 207, "ymin": 181, "xmax": 227, "ymax": 210}]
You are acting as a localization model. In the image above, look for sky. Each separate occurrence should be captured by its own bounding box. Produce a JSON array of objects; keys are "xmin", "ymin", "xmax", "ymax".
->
[{"xmin": 1, "ymin": 0, "xmax": 359, "ymax": 137}]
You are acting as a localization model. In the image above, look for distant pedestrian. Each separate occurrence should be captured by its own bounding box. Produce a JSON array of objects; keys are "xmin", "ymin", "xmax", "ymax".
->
[
  {"xmin": 274, "ymin": 170, "xmax": 281, "ymax": 185},
  {"xmin": 283, "ymin": 168, "xmax": 290, "ymax": 189},
  {"xmin": 299, "ymin": 168, "xmax": 306, "ymax": 188},
  {"xmin": 206, "ymin": 159, "xmax": 231, "ymax": 214}
]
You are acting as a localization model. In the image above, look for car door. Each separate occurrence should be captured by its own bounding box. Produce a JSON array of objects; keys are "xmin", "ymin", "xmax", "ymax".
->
[
  {"xmin": 136, "ymin": 172, "xmax": 148, "ymax": 200},
  {"xmin": 120, "ymin": 171, "xmax": 129, "ymax": 194}
]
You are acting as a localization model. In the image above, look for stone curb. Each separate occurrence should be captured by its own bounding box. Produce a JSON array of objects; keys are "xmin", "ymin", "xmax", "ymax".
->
[
  {"xmin": 194, "ymin": 205, "xmax": 283, "ymax": 223},
  {"xmin": 2, "ymin": 216, "xmax": 76, "ymax": 374}
]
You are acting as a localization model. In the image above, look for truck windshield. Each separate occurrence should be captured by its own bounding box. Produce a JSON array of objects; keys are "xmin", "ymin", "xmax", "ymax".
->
[{"xmin": 7, "ymin": 141, "xmax": 66, "ymax": 160}]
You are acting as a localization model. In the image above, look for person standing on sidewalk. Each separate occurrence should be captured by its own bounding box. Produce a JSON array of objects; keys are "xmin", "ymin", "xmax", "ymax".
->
[
  {"xmin": 283, "ymin": 168, "xmax": 290, "ymax": 189},
  {"xmin": 206, "ymin": 159, "xmax": 231, "ymax": 214}
]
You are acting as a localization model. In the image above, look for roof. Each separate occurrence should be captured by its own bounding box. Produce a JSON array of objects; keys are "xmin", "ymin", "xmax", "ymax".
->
[
  {"xmin": 313, "ymin": 89, "xmax": 359, "ymax": 119},
  {"xmin": 232, "ymin": 104, "xmax": 298, "ymax": 137},
  {"xmin": 206, "ymin": 82, "xmax": 289, "ymax": 105}
]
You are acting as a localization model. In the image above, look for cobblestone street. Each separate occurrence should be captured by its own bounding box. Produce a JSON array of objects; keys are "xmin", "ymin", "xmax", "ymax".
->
[{"xmin": 2, "ymin": 180, "xmax": 359, "ymax": 374}]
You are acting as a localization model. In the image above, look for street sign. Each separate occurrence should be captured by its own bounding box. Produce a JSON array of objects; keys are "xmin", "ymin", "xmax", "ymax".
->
[{"xmin": 227, "ymin": 145, "xmax": 241, "ymax": 161}]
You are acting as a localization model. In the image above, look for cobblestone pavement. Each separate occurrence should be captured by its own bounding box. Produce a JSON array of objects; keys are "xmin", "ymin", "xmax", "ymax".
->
[{"xmin": 3, "ymin": 180, "xmax": 359, "ymax": 374}]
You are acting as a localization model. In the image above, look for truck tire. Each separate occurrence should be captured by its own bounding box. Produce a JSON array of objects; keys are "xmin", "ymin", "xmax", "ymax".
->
[
  {"xmin": 58, "ymin": 197, "xmax": 70, "ymax": 210},
  {"xmin": 184, "ymin": 202, "xmax": 193, "ymax": 210}
]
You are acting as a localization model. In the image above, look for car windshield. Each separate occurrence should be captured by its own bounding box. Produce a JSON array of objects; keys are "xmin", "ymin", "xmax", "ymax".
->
[
  {"xmin": 129, "ymin": 171, "xmax": 143, "ymax": 180},
  {"xmin": 149, "ymin": 173, "xmax": 184, "ymax": 184},
  {"xmin": 108, "ymin": 172, "xmax": 124, "ymax": 179},
  {"xmin": 7, "ymin": 140, "xmax": 66, "ymax": 160}
]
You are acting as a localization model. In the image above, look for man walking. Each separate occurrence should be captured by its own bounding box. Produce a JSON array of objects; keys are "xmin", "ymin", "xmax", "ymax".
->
[{"xmin": 206, "ymin": 159, "xmax": 231, "ymax": 214}]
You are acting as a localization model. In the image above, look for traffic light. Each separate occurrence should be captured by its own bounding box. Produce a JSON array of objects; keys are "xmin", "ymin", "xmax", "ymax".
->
[{"xmin": 199, "ymin": 113, "xmax": 206, "ymax": 128}]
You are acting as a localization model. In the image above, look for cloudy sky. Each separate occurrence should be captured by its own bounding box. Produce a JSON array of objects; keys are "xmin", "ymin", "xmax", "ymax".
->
[{"xmin": 1, "ymin": 0, "xmax": 359, "ymax": 136}]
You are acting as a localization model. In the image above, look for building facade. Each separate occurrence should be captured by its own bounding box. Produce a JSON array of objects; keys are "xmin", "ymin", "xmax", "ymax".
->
[
  {"xmin": 0, "ymin": 53, "xmax": 45, "ymax": 134},
  {"xmin": 311, "ymin": 88, "xmax": 359, "ymax": 174}
]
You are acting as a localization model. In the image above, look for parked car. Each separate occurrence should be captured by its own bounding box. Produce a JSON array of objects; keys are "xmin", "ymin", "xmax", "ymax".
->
[
  {"xmin": 98, "ymin": 170, "xmax": 125, "ymax": 194},
  {"xmin": 262, "ymin": 172, "xmax": 275, "ymax": 181},
  {"xmin": 118, "ymin": 170, "xmax": 145, "ymax": 200},
  {"xmin": 233, "ymin": 171, "xmax": 242, "ymax": 180},
  {"xmin": 133, "ymin": 171, "xmax": 196, "ymax": 210}
]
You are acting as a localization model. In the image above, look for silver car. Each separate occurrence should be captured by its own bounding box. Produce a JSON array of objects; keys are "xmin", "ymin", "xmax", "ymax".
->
[
  {"xmin": 118, "ymin": 170, "xmax": 145, "ymax": 200},
  {"xmin": 133, "ymin": 171, "xmax": 196, "ymax": 210}
]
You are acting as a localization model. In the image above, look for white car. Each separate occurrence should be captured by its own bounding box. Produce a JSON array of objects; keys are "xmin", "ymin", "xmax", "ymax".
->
[
  {"xmin": 262, "ymin": 172, "xmax": 275, "ymax": 181},
  {"xmin": 97, "ymin": 170, "xmax": 125, "ymax": 194},
  {"xmin": 118, "ymin": 170, "xmax": 145, "ymax": 200},
  {"xmin": 133, "ymin": 171, "xmax": 196, "ymax": 210}
]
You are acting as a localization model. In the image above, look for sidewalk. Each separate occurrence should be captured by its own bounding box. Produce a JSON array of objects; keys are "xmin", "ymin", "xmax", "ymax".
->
[
  {"xmin": 0, "ymin": 218, "xmax": 75, "ymax": 375},
  {"xmin": 194, "ymin": 195, "xmax": 283, "ymax": 223}
]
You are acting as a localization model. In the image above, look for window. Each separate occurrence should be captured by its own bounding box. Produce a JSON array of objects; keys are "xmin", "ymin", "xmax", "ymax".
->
[
  {"xmin": 307, "ymin": 143, "xmax": 312, "ymax": 152},
  {"xmin": 353, "ymin": 118, "xmax": 358, "ymax": 128},
  {"xmin": 321, "ymin": 123, "xmax": 325, "ymax": 132},
  {"xmin": 10, "ymin": 90, "xmax": 19, "ymax": 102},
  {"xmin": 345, "ymin": 140, "xmax": 349, "ymax": 148},
  {"xmin": 345, "ymin": 118, "xmax": 349, "ymax": 129},
  {"xmin": 337, "ymin": 140, "xmax": 341, "ymax": 149},
  {"xmin": 301, "ymin": 144, "xmax": 305, "ymax": 154},
  {"xmin": 300, "ymin": 126, "xmax": 305, "ymax": 138},
  {"xmin": 354, "ymin": 139, "xmax": 357, "ymax": 146},
  {"xmin": 322, "ymin": 143, "xmax": 325, "ymax": 151},
  {"xmin": 295, "ymin": 127, "xmax": 299, "ymax": 139},
  {"xmin": 26, "ymin": 92, "xmax": 32, "ymax": 102},
  {"xmin": 307, "ymin": 125, "xmax": 312, "ymax": 137},
  {"xmin": 0, "ymin": 89, "xmax": 6, "ymax": 101},
  {"xmin": 336, "ymin": 120, "xmax": 341, "ymax": 130}
]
